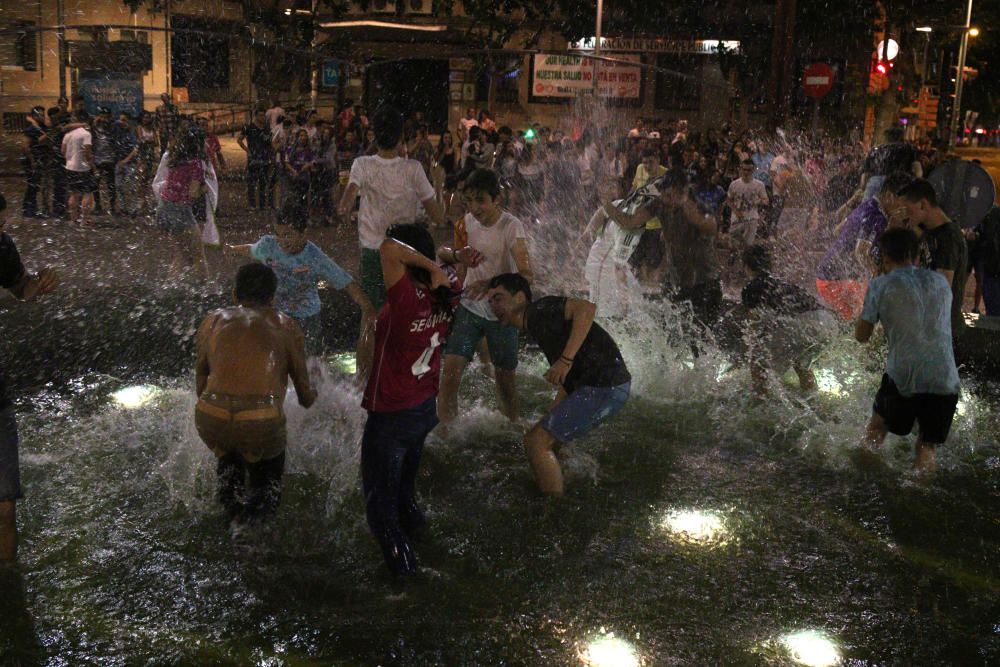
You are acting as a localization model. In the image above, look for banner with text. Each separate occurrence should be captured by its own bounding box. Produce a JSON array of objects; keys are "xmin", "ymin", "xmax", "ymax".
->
[
  {"xmin": 79, "ymin": 73, "xmax": 144, "ymax": 118},
  {"xmin": 530, "ymin": 54, "xmax": 642, "ymax": 100}
]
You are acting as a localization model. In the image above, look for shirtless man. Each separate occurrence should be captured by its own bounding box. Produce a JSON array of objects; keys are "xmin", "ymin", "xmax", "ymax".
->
[{"xmin": 194, "ymin": 263, "xmax": 316, "ymax": 525}]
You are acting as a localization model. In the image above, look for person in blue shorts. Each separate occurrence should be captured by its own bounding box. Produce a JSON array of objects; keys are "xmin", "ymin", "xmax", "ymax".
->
[
  {"xmin": 227, "ymin": 203, "xmax": 376, "ymax": 370},
  {"xmin": 486, "ymin": 273, "xmax": 631, "ymax": 496}
]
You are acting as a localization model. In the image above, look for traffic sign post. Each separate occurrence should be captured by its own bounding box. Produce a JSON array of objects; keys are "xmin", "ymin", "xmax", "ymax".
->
[{"xmin": 802, "ymin": 62, "xmax": 834, "ymax": 134}]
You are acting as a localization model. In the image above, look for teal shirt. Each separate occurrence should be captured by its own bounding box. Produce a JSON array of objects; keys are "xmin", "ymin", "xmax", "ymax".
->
[
  {"xmin": 861, "ymin": 266, "xmax": 960, "ymax": 396},
  {"xmin": 250, "ymin": 236, "xmax": 353, "ymax": 319}
]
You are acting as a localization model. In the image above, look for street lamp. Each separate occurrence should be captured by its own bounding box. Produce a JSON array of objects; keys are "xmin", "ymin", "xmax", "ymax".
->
[{"xmin": 949, "ymin": 0, "xmax": 977, "ymax": 147}]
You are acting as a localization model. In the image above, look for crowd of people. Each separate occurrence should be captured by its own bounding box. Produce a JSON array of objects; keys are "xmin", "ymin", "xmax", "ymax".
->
[{"xmin": 5, "ymin": 92, "xmax": 999, "ymax": 581}]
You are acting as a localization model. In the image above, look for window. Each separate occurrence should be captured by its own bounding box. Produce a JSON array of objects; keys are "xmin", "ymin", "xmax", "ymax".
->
[
  {"xmin": 0, "ymin": 22, "xmax": 38, "ymax": 71},
  {"xmin": 654, "ymin": 54, "xmax": 701, "ymax": 111}
]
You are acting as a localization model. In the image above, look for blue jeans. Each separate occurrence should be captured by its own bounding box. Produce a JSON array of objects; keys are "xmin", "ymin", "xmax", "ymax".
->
[
  {"xmin": 361, "ymin": 396, "xmax": 438, "ymax": 576},
  {"xmin": 0, "ymin": 405, "xmax": 22, "ymax": 502},
  {"xmin": 540, "ymin": 382, "xmax": 631, "ymax": 443}
]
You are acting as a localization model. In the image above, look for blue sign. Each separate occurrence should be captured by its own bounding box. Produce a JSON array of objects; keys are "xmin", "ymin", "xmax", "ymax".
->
[
  {"xmin": 79, "ymin": 73, "xmax": 144, "ymax": 118},
  {"xmin": 322, "ymin": 61, "xmax": 340, "ymax": 88}
]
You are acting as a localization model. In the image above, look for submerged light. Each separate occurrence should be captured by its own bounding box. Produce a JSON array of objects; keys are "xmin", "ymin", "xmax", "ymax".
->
[
  {"xmin": 331, "ymin": 352, "xmax": 358, "ymax": 375},
  {"xmin": 780, "ymin": 630, "xmax": 840, "ymax": 667},
  {"xmin": 814, "ymin": 368, "xmax": 844, "ymax": 396},
  {"xmin": 111, "ymin": 385, "xmax": 159, "ymax": 409},
  {"xmin": 580, "ymin": 631, "xmax": 640, "ymax": 667},
  {"xmin": 659, "ymin": 509, "xmax": 729, "ymax": 545}
]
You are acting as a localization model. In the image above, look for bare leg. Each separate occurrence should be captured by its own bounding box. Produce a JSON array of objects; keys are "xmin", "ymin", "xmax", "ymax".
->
[
  {"xmin": 794, "ymin": 362, "xmax": 817, "ymax": 393},
  {"xmin": 437, "ymin": 354, "xmax": 469, "ymax": 426},
  {"xmin": 355, "ymin": 325, "xmax": 375, "ymax": 387},
  {"xmin": 0, "ymin": 500, "xmax": 16, "ymax": 562},
  {"xmin": 913, "ymin": 439, "xmax": 938, "ymax": 474},
  {"xmin": 67, "ymin": 193, "xmax": 79, "ymax": 224},
  {"xmin": 475, "ymin": 337, "xmax": 495, "ymax": 379},
  {"xmin": 862, "ymin": 412, "xmax": 888, "ymax": 450},
  {"xmin": 80, "ymin": 193, "xmax": 94, "ymax": 227},
  {"xmin": 524, "ymin": 424, "xmax": 563, "ymax": 496},
  {"xmin": 494, "ymin": 368, "xmax": 519, "ymax": 422}
]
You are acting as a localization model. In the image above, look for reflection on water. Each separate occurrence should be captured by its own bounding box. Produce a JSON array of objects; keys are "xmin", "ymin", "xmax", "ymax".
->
[
  {"xmin": 111, "ymin": 384, "xmax": 161, "ymax": 409},
  {"xmin": 779, "ymin": 630, "xmax": 841, "ymax": 667},
  {"xmin": 579, "ymin": 630, "xmax": 641, "ymax": 667},
  {"xmin": 658, "ymin": 508, "xmax": 729, "ymax": 546}
]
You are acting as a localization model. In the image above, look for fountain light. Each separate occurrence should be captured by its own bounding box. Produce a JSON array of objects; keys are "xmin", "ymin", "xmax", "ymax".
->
[
  {"xmin": 580, "ymin": 631, "xmax": 640, "ymax": 667},
  {"xmin": 111, "ymin": 385, "xmax": 159, "ymax": 409},
  {"xmin": 659, "ymin": 509, "xmax": 729, "ymax": 545},
  {"xmin": 330, "ymin": 352, "xmax": 357, "ymax": 375},
  {"xmin": 814, "ymin": 368, "xmax": 844, "ymax": 396},
  {"xmin": 779, "ymin": 630, "xmax": 840, "ymax": 667}
]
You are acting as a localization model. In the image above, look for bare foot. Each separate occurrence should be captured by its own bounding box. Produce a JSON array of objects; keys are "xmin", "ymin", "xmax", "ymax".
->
[{"xmin": 913, "ymin": 444, "xmax": 938, "ymax": 475}]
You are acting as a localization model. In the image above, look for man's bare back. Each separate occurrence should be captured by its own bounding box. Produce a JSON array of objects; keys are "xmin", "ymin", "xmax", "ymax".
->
[{"xmin": 196, "ymin": 305, "xmax": 315, "ymax": 407}]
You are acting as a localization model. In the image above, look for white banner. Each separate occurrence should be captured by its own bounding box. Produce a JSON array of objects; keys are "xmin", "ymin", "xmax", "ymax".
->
[{"xmin": 531, "ymin": 54, "xmax": 642, "ymax": 99}]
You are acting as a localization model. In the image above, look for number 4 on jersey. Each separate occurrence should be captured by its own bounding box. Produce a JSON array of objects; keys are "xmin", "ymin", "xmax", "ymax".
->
[{"xmin": 411, "ymin": 332, "xmax": 442, "ymax": 378}]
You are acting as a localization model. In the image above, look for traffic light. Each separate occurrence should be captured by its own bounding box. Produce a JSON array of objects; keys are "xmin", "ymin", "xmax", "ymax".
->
[{"xmin": 875, "ymin": 61, "xmax": 888, "ymax": 75}]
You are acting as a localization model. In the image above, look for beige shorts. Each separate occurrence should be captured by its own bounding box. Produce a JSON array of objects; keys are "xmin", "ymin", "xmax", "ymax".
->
[{"xmin": 195, "ymin": 393, "xmax": 286, "ymax": 463}]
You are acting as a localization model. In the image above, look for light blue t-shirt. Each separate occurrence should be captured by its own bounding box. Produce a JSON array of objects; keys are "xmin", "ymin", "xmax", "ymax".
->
[
  {"xmin": 861, "ymin": 266, "xmax": 960, "ymax": 396},
  {"xmin": 250, "ymin": 236, "xmax": 353, "ymax": 319}
]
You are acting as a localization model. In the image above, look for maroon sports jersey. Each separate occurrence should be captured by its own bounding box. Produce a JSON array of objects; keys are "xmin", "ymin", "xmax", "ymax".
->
[{"xmin": 362, "ymin": 270, "xmax": 461, "ymax": 412}]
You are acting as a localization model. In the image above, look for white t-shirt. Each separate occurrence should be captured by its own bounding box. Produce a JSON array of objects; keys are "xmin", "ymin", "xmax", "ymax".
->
[
  {"xmin": 265, "ymin": 106, "xmax": 284, "ymax": 130},
  {"xmin": 62, "ymin": 127, "xmax": 92, "ymax": 172},
  {"xmin": 727, "ymin": 177, "xmax": 768, "ymax": 222},
  {"xmin": 460, "ymin": 211, "xmax": 526, "ymax": 320},
  {"xmin": 349, "ymin": 155, "xmax": 436, "ymax": 250}
]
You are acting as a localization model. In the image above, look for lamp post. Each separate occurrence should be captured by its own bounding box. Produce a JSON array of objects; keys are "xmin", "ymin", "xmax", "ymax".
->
[
  {"xmin": 949, "ymin": 0, "xmax": 975, "ymax": 147},
  {"xmin": 593, "ymin": 0, "xmax": 603, "ymax": 97}
]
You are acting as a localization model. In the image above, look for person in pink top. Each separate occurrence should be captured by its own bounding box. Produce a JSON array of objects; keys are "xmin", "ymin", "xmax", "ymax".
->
[
  {"xmin": 152, "ymin": 127, "xmax": 218, "ymax": 278},
  {"xmin": 360, "ymin": 223, "xmax": 481, "ymax": 577}
]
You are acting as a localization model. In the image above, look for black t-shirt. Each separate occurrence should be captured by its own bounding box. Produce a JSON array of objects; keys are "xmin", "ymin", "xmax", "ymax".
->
[
  {"xmin": 524, "ymin": 296, "xmax": 631, "ymax": 393},
  {"xmin": 23, "ymin": 123, "xmax": 47, "ymax": 163},
  {"xmin": 920, "ymin": 220, "xmax": 969, "ymax": 324},
  {"xmin": 645, "ymin": 198, "xmax": 720, "ymax": 289},
  {"xmin": 742, "ymin": 273, "xmax": 822, "ymax": 315},
  {"xmin": 0, "ymin": 233, "xmax": 26, "ymax": 410},
  {"xmin": 240, "ymin": 124, "xmax": 273, "ymax": 163},
  {"xmin": 863, "ymin": 142, "xmax": 917, "ymax": 177}
]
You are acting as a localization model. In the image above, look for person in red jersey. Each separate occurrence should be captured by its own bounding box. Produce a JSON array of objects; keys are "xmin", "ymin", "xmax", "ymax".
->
[{"xmin": 361, "ymin": 223, "xmax": 481, "ymax": 576}]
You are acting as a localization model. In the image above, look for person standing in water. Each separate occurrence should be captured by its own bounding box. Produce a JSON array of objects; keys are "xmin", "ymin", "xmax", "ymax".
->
[
  {"xmin": 361, "ymin": 223, "xmax": 477, "ymax": 576},
  {"xmin": 225, "ymin": 203, "xmax": 376, "ymax": 364},
  {"xmin": 855, "ymin": 228, "xmax": 960, "ymax": 474},
  {"xmin": 437, "ymin": 168, "xmax": 532, "ymax": 427},
  {"xmin": 486, "ymin": 273, "xmax": 631, "ymax": 496},
  {"xmin": 194, "ymin": 263, "xmax": 316, "ymax": 526},
  {"xmin": 0, "ymin": 193, "xmax": 59, "ymax": 561}
]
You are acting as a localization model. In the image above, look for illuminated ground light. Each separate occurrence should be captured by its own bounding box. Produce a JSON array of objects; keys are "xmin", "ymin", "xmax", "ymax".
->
[
  {"xmin": 956, "ymin": 398, "xmax": 969, "ymax": 417},
  {"xmin": 779, "ymin": 630, "xmax": 841, "ymax": 667},
  {"xmin": 330, "ymin": 352, "xmax": 357, "ymax": 375},
  {"xmin": 579, "ymin": 631, "xmax": 641, "ymax": 667},
  {"xmin": 111, "ymin": 385, "xmax": 160, "ymax": 409},
  {"xmin": 659, "ymin": 509, "xmax": 729, "ymax": 545},
  {"xmin": 813, "ymin": 368, "xmax": 844, "ymax": 396}
]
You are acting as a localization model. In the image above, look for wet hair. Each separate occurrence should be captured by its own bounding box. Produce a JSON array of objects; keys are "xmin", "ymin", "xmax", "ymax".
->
[
  {"xmin": 235, "ymin": 262, "xmax": 277, "ymax": 305},
  {"xmin": 386, "ymin": 223, "xmax": 455, "ymax": 316},
  {"xmin": 740, "ymin": 158, "xmax": 755, "ymax": 168},
  {"xmin": 169, "ymin": 127, "xmax": 206, "ymax": 166},
  {"xmin": 896, "ymin": 178, "xmax": 937, "ymax": 206},
  {"xmin": 880, "ymin": 171, "xmax": 914, "ymax": 196},
  {"xmin": 488, "ymin": 273, "xmax": 532, "ymax": 303},
  {"xmin": 661, "ymin": 168, "xmax": 689, "ymax": 192},
  {"xmin": 464, "ymin": 168, "xmax": 502, "ymax": 199},
  {"xmin": 73, "ymin": 109, "xmax": 90, "ymax": 123},
  {"xmin": 878, "ymin": 228, "xmax": 919, "ymax": 264},
  {"xmin": 742, "ymin": 244, "xmax": 773, "ymax": 273},
  {"xmin": 372, "ymin": 105, "xmax": 404, "ymax": 149},
  {"xmin": 275, "ymin": 203, "xmax": 308, "ymax": 233}
]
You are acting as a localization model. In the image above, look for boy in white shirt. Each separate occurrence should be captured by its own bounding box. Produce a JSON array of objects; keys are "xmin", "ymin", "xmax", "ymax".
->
[
  {"xmin": 338, "ymin": 105, "xmax": 445, "ymax": 310},
  {"xmin": 61, "ymin": 109, "xmax": 95, "ymax": 228},
  {"xmin": 725, "ymin": 158, "xmax": 770, "ymax": 251},
  {"xmin": 437, "ymin": 169, "xmax": 532, "ymax": 426}
]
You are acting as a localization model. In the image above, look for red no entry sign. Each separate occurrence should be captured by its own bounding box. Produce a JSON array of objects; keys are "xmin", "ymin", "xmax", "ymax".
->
[{"xmin": 803, "ymin": 62, "xmax": 834, "ymax": 99}]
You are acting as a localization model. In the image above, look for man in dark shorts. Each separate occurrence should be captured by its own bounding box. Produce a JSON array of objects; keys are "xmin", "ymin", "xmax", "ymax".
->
[
  {"xmin": 194, "ymin": 263, "xmax": 316, "ymax": 526},
  {"xmin": 487, "ymin": 273, "xmax": 631, "ymax": 496},
  {"xmin": 0, "ymin": 192, "xmax": 59, "ymax": 561},
  {"xmin": 360, "ymin": 224, "xmax": 472, "ymax": 576},
  {"xmin": 855, "ymin": 228, "xmax": 960, "ymax": 474},
  {"xmin": 896, "ymin": 178, "xmax": 969, "ymax": 332}
]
